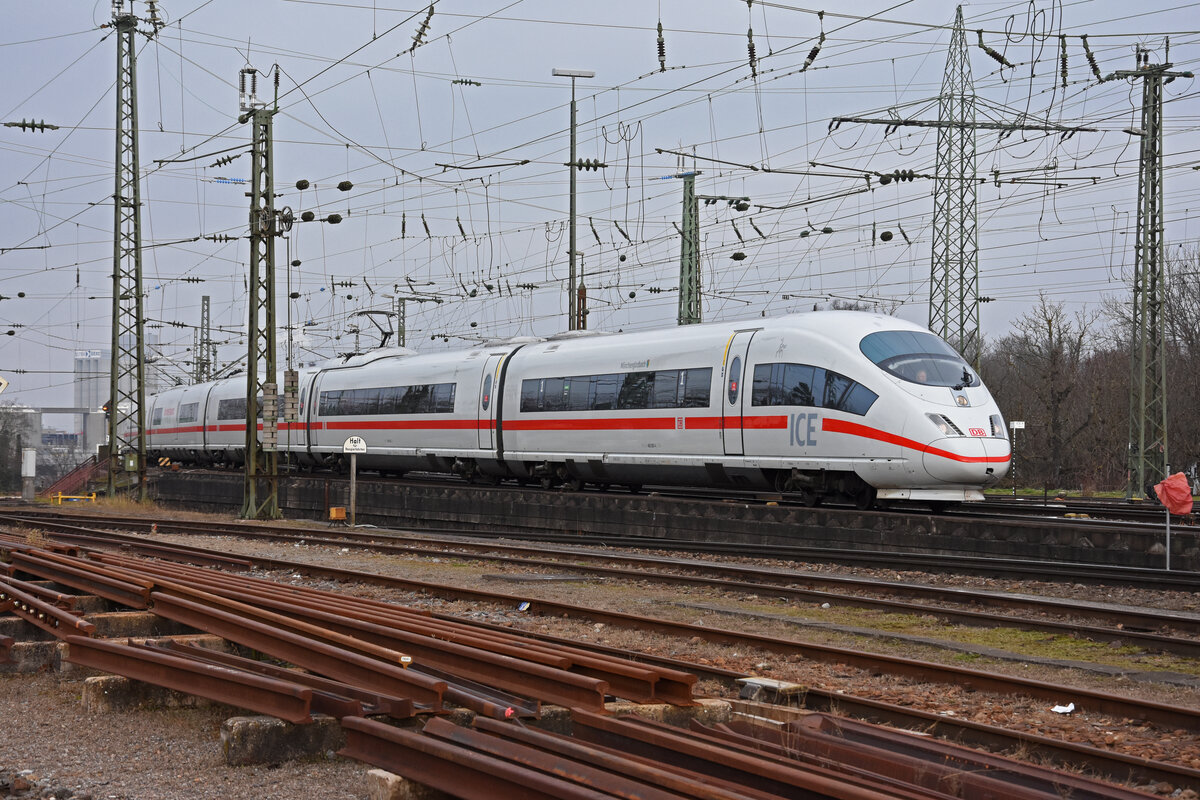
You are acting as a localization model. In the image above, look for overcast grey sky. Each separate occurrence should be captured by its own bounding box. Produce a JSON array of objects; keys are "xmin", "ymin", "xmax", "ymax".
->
[{"xmin": 2, "ymin": 0, "xmax": 1198, "ymax": 415}]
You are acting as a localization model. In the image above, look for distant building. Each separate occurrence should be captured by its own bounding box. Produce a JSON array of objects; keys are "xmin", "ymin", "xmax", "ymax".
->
[{"xmin": 74, "ymin": 349, "xmax": 108, "ymax": 413}]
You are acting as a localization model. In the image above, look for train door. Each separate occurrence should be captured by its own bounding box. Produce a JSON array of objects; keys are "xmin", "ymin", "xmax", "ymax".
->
[
  {"xmin": 721, "ymin": 330, "xmax": 756, "ymax": 456},
  {"xmin": 476, "ymin": 354, "xmax": 504, "ymax": 450}
]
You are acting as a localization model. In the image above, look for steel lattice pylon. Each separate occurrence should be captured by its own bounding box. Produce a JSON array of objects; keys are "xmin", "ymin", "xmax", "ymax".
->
[
  {"xmin": 193, "ymin": 295, "xmax": 214, "ymax": 383},
  {"xmin": 678, "ymin": 172, "xmax": 701, "ymax": 325},
  {"xmin": 108, "ymin": 10, "xmax": 147, "ymax": 499},
  {"xmin": 929, "ymin": 6, "xmax": 980, "ymax": 365},
  {"xmin": 1114, "ymin": 52, "xmax": 1190, "ymax": 498},
  {"xmin": 241, "ymin": 97, "xmax": 280, "ymax": 519}
]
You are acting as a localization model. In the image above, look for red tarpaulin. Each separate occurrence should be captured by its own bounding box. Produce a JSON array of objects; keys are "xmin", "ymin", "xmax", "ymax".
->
[{"xmin": 1154, "ymin": 472, "xmax": 1195, "ymax": 516}]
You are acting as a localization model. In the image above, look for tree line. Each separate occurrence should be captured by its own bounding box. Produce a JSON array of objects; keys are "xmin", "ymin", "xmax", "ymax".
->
[{"xmin": 979, "ymin": 249, "xmax": 1199, "ymax": 494}]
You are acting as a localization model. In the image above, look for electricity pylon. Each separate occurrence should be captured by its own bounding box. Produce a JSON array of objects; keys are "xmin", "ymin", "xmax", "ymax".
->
[
  {"xmin": 107, "ymin": 1, "xmax": 162, "ymax": 499},
  {"xmin": 1111, "ymin": 50, "xmax": 1192, "ymax": 499},
  {"xmin": 832, "ymin": 6, "xmax": 1093, "ymax": 366},
  {"xmin": 193, "ymin": 295, "xmax": 214, "ymax": 383},
  {"xmin": 239, "ymin": 68, "xmax": 285, "ymax": 519}
]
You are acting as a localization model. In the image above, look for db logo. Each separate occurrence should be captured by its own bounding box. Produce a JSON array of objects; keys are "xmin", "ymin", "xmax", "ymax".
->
[{"xmin": 968, "ymin": 427, "xmax": 987, "ymax": 437}]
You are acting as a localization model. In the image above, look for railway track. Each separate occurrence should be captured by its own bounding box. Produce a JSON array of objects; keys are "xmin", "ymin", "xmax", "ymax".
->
[
  {"xmin": 11, "ymin": 505, "xmax": 1200, "ymax": 590},
  {"xmin": 4, "ymin": 513, "xmax": 1200, "ymax": 794},
  {"xmin": 7, "ymin": 510, "xmax": 1200, "ymax": 661}
]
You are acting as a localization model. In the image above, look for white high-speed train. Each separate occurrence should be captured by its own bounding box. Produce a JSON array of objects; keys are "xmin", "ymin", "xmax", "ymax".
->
[{"xmin": 145, "ymin": 311, "xmax": 1011, "ymax": 507}]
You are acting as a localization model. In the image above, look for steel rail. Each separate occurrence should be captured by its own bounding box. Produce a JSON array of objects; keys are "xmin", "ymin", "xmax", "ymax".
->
[
  {"xmin": 790, "ymin": 688, "xmax": 1200, "ymax": 791},
  {"xmin": 0, "ymin": 576, "xmax": 95, "ymax": 638},
  {"xmin": 340, "ymin": 716, "xmax": 615, "ymax": 800},
  {"xmin": 91, "ymin": 553, "xmax": 657, "ymax": 710},
  {"xmin": 148, "ymin": 525, "xmax": 1200, "ymax": 655},
  {"xmin": 569, "ymin": 710, "xmax": 922, "ymax": 800},
  {"xmin": 0, "ymin": 570, "xmax": 77, "ymax": 609},
  {"xmin": 90, "ymin": 551, "xmax": 696, "ymax": 707},
  {"xmin": 700, "ymin": 715, "xmax": 1153, "ymax": 800},
  {"xmin": 47, "ymin": 530, "xmax": 1196, "ymax": 732},
  {"xmin": 7, "ymin": 550, "xmax": 152, "ymax": 609},
  {"xmin": 63, "ymin": 635, "xmax": 315, "ymax": 723},
  {"xmin": 159, "ymin": 641, "xmax": 418, "ymax": 719},
  {"xmin": 462, "ymin": 715, "xmax": 923, "ymax": 800},
  {"xmin": 424, "ymin": 714, "xmax": 888, "ymax": 800},
  {"xmin": 13, "ymin": 513, "xmax": 1200, "ymax": 659},
  {"xmin": 8, "ymin": 508, "xmax": 1198, "ymax": 589},
  {"xmin": 147, "ymin": 591, "xmax": 445, "ymax": 706}
]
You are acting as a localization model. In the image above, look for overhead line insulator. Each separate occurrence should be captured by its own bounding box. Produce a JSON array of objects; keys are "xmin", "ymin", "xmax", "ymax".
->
[
  {"xmin": 566, "ymin": 158, "xmax": 607, "ymax": 171},
  {"xmin": 657, "ymin": 20, "xmax": 667, "ymax": 73},
  {"xmin": 976, "ymin": 29, "xmax": 1014, "ymax": 68},
  {"xmin": 3, "ymin": 119, "xmax": 60, "ymax": 132}
]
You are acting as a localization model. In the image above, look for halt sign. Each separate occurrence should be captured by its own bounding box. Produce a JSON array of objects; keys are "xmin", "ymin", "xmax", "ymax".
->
[{"xmin": 343, "ymin": 435, "xmax": 367, "ymax": 454}]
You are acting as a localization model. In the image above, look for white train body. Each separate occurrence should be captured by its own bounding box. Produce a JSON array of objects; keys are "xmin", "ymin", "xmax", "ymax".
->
[{"xmin": 145, "ymin": 312, "xmax": 1011, "ymax": 505}]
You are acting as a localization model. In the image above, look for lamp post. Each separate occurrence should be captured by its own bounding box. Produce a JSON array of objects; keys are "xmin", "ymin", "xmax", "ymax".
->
[{"xmin": 552, "ymin": 68, "xmax": 594, "ymax": 331}]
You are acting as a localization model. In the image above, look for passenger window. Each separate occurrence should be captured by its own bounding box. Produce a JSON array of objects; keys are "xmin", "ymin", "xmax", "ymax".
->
[
  {"xmin": 481, "ymin": 374, "xmax": 493, "ymax": 410},
  {"xmin": 727, "ymin": 357, "xmax": 741, "ymax": 405}
]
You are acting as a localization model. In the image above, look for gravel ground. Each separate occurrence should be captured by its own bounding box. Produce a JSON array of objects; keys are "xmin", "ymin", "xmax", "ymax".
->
[
  {"xmin": 4, "ymin": 507, "xmax": 1200, "ymax": 798},
  {"xmin": 0, "ymin": 673, "xmax": 369, "ymax": 800}
]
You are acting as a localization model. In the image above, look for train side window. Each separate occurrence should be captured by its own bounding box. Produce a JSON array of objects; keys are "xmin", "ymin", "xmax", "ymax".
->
[
  {"xmin": 751, "ymin": 364, "xmax": 772, "ymax": 406},
  {"xmin": 433, "ymin": 383, "xmax": 456, "ymax": 413},
  {"xmin": 822, "ymin": 371, "xmax": 854, "ymax": 410},
  {"xmin": 151, "ymin": 406, "xmax": 163, "ymax": 426},
  {"xmin": 520, "ymin": 380, "xmax": 540, "ymax": 412},
  {"xmin": 618, "ymin": 371, "xmax": 653, "ymax": 409},
  {"xmin": 399, "ymin": 385, "xmax": 430, "ymax": 414},
  {"xmin": 783, "ymin": 364, "xmax": 816, "ymax": 406},
  {"xmin": 219, "ymin": 397, "xmax": 248, "ymax": 420},
  {"xmin": 592, "ymin": 374, "xmax": 620, "ymax": 410},
  {"xmin": 567, "ymin": 376, "xmax": 591, "ymax": 411},
  {"xmin": 651, "ymin": 370, "xmax": 680, "ymax": 409},
  {"xmin": 481, "ymin": 374, "xmax": 493, "ymax": 410},
  {"xmin": 682, "ymin": 368, "xmax": 712, "ymax": 407},
  {"xmin": 838, "ymin": 383, "xmax": 879, "ymax": 416},
  {"xmin": 299, "ymin": 388, "xmax": 307, "ymax": 416},
  {"xmin": 727, "ymin": 357, "xmax": 742, "ymax": 405},
  {"xmin": 542, "ymin": 378, "xmax": 567, "ymax": 412},
  {"xmin": 178, "ymin": 402, "xmax": 199, "ymax": 424}
]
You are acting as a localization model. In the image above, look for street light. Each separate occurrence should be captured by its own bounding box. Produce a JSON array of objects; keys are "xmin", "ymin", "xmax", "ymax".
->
[{"xmin": 552, "ymin": 68, "xmax": 595, "ymax": 331}]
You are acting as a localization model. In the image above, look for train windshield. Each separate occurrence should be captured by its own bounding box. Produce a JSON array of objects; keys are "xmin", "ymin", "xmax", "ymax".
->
[{"xmin": 859, "ymin": 330, "xmax": 977, "ymax": 388}]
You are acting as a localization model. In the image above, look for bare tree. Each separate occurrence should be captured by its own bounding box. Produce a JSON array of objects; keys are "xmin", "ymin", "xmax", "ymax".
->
[{"xmin": 982, "ymin": 295, "xmax": 1099, "ymax": 489}]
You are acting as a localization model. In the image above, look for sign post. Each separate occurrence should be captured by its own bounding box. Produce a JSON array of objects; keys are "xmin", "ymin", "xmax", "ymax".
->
[
  {"xmin": 1008, "ymin": 420, "xmax": 1025, "ymax": 497},
  {"xmin": 21, "ymin": 448, "xmax": 36, "ymax": 502},
  {"xmin": 342, "ymin": 436, "xmax": 367, "ymax": 527}
]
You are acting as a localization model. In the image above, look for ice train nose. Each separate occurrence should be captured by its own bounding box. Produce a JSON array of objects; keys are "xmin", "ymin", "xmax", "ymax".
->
[{"xmin": 921, "ymin": 437, "xmax": 1010, "ymax": 484}]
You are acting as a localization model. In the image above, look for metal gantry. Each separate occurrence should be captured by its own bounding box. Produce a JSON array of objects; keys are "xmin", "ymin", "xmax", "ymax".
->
[
  {"xmin": 551, "ymin": 68, "xmax": 595, "ymax": 331},
  {"xmin": 239, "ymin": 69, "xmax": 280, "ymax": 519},
  {"xmin": 1113, "ymin": 52, "xmax": 1192, "ymax": 498},
  {"xmin": 107, "ymin": 4, "xmax": 149, "ymax": 499},
  {"xmin": 193, "ymin": 295, "xmax": 214, "ymax": 383},
  {"xmin": 677, "ymin": 172, "xmax": 701, "ymax": 325},
  {"xmin": 929, "ymin": 6, "xmax": 979, "ymax": 365},
  {"xmin": 832, "ymin": 6, "xmax": 1095, "ymax": 367}
]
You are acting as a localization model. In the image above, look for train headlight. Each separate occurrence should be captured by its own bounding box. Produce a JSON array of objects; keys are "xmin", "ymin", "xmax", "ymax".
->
[
  {"xmin": 990, "ymin": 414, "xmax": 1006, "ymax": 438},
  {"xmin": 926, "ymin": 413, "xmax": 963, "ymax": 436}
]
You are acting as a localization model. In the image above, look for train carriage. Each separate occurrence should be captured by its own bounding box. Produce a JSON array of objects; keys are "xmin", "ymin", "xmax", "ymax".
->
[{"xmin": 144, "ymin": 310, "xmax": 1011, "ymax": 508}]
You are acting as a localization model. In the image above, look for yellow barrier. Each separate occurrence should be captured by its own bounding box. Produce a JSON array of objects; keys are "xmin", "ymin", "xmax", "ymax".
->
[{"xmin": 54, "ymin": 492, "xmax": 97, "ymax": 505}]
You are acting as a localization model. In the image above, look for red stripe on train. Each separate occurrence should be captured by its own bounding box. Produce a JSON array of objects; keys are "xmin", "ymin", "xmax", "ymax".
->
[{"xmin": 822, "ymin": 418, "xmax": 1010, "ymax": 464}]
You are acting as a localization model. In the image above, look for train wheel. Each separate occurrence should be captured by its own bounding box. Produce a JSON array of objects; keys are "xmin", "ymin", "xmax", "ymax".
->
[
  {"xmin": 626, "ymin": 484, "xmax": 642, "ymax": 494},
  {"xmin": 800, "ymin": 489, "xmax": 821, "ymax": 507},
  {"xmin": 854, "ymin": 486, "xmax": 877, "ymax": 510},
  {"xmin": 563, "ymin": 476, "xmax": 584, "ymax": 492}
]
